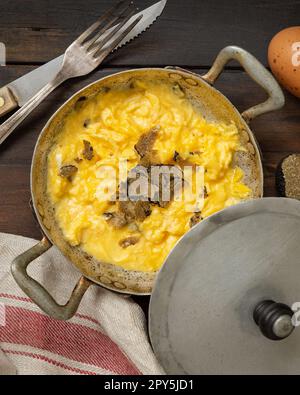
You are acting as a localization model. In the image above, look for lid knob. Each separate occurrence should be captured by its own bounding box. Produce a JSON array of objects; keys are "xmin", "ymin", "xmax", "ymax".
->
[{"xmin": 253, "ymin": 300, "xmax": 295, "ymax": 340}]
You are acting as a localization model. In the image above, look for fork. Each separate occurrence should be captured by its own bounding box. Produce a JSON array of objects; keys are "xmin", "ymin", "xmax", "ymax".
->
[{"xmin": 0, "ymin": 0, "xmax": 142, "ymax": 145}]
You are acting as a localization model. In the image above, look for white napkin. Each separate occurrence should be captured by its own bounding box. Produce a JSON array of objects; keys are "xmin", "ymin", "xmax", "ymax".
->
[{"xmin": 0, "ymin": 233, "xmax": 164, "ymax": 375}]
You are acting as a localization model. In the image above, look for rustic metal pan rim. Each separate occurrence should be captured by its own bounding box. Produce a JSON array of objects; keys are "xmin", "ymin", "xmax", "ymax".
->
[
  {"xmin": 30, "ymin": 66, "xmax": 264, "ymax": 294},
  {"xmin": 13, "ymin": 45, "xmax": 285, "ymax": 319}
]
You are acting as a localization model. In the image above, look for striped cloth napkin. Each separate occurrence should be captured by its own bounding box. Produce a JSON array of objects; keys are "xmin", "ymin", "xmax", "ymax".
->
[{"xmin": 0, "ymin": 233, "xmax": 164, "ymax": 375}]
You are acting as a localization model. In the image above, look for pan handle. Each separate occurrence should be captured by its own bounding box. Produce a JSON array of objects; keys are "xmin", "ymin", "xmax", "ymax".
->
[
  {"xmin": 11, "ymin": 237, "xmax": 92, "ymax": 320},
  {"xmin": 201, "ymin": 46, "xmax": 285, "ymax": 123}
]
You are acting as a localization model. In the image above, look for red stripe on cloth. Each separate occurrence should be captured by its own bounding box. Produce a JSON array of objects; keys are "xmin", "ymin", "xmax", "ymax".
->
[
  {"xmin": 0, "ymin": 293, "xmax": 32, "ymax": 303},
  {"xmin": 0, "ymin": 293, "xmax": 110, "ymax": 326},
  {"xmin": 3, "ymin": 349, "xmax": 96, "ymax": 375},
  {"xmin": 75, "ymin": 313, "xmax": 99, "ymax": 325},
  {"xmin": 0, "ymin": 306, "xmax": 141, "ymax": 375}
]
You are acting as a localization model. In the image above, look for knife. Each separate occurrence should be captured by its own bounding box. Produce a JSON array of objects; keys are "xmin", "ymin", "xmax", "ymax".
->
[{"xmin": 0, "ymin": 0, "xmax": 167, "ymax": 117}]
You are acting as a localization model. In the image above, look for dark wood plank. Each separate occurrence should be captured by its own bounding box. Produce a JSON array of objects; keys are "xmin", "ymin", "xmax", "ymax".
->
[
  {"xmin": 0, "ymin": 65, "xmax": 298, "ymax": 240},
  {"xmin": 1, "ymin": 0, "xmax": 299, "ymax": 66},
  {"xmin": 0, "ymin": 165, "xmax": 41, "ymax": 239}
]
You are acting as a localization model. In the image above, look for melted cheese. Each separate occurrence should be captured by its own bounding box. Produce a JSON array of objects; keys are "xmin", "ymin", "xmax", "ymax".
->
[{"xmin": 47, "ymin": 79, "xmax": 251, "ymax": 272}]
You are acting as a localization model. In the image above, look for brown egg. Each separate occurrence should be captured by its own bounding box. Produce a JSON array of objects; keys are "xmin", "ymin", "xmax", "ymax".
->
[{"xmin": 268, "ymin": 26, "xmax": 300, "ymax": 98}]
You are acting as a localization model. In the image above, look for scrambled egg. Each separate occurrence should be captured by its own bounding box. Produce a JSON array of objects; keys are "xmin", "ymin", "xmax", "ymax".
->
[{"xmin": 47, "ymin": 79, "xmax": 251, "ymax": 272}]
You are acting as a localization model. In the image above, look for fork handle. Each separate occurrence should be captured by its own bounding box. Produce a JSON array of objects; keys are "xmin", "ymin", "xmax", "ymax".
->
[{"xmin": 0, "ymin": 72, "xmax": 66, "ymax": 146}]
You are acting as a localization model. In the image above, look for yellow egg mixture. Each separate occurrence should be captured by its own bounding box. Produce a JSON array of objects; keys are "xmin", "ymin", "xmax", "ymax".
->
[{"xmin": 47, "ymin": 79, "xmax": 251, "ymax": 272}]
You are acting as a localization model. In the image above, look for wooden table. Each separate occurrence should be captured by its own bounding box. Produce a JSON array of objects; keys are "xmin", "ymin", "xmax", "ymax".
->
[{"xmin": 0, "ymin": 0, "xmax": 300, "ymax": 315}]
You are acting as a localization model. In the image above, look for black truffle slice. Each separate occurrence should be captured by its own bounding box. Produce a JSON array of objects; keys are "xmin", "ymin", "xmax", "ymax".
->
[
  {"xmin": 59, "ymin": 165, "xmax": 78, "ymax": 181},
  {"xmin": 119, "ymin": 236, "xmax": 140, "ymax": 249},
  {"xmin": 82, "ymin": 140, "xmax": 94, "ymax": 160},
  {"xmin": 276, "ymin": 154, "xmax": 300, "ymax": 200},
  {"xmin": 189, "ymin": 212, "xmax": 203, "ymax": 228}
]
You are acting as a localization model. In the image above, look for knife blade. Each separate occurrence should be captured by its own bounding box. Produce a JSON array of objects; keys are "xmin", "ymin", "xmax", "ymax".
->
[{"xmin": 0, "ymin": 0, "xmax": 167, "ymax": 116}]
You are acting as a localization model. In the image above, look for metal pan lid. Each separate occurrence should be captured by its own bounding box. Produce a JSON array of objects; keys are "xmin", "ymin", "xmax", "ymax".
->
[{"xmin": 149, "ymin": 198, "xmax": 300, "ymax": 374}]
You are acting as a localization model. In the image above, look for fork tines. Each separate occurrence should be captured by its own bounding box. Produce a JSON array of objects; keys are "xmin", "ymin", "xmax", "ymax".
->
[
  {"xmin": 77, "ymin": 0, "xmax": 138, "ymax": 49},
  {"xmin": 93, "ymin": 12, "xmax": 143, "ymax": 60}
]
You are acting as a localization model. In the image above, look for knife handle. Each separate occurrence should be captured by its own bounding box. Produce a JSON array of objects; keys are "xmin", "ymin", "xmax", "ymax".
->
[
  {"xmin": 0, "ymin": 72, "xmax": 66, "ymax": 146},
  {"xmin": 0, "ymin": 86, "xmax": 18, "ymax": 117}
]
